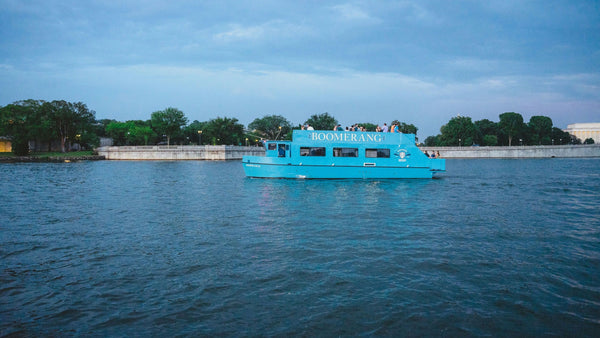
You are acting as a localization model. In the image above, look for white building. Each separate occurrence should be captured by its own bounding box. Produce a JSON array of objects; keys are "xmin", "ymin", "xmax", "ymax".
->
[{"xmin": 564, "ymin": 123, "xmax": 600, "ymax": 143}]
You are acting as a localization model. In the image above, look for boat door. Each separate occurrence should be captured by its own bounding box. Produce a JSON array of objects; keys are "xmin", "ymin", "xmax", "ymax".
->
[{"xmin": 278, "ymin": 143, "xmax": 290, "ymax": 157}]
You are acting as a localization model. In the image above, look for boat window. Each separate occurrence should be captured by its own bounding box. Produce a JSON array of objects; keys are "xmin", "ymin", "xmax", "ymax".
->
[
  {"xmin": 268, "ymin": 143, "xmax": 277, "ymax": 150},
  {"xmin": 333, "ymin": 147, "xmax": 358, "ymax": 157},
  {"xmin": 365, "ymin": 148, "xmax": 390, "ymax": 158},
  {"xmin": 300, "ymin": 147, "xmax": 326, "ymax": 156}
]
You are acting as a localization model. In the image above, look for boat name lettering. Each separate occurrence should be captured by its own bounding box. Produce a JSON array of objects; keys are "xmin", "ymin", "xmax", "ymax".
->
[{"xmin": 310, "ymin": 132, "xmax": 383, "ymax": 143}]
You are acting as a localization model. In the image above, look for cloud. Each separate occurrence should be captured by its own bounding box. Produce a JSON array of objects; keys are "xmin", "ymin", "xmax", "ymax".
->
[
  {"xmin": 212, "ymin": 20, "xmax": 312, "ymax": 43},
  {"xmin": 331, "ymin": 3, "xmax": 373, "ymax": 21}
]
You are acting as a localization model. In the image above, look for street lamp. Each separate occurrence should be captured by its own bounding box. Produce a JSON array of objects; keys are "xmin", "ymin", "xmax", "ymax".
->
[
  {"xmin": 197, "ymin": 130, "xmax": 202, "ymax": 145},
  {"xmin": 520, "ymin": 138, "xmax": 523, "ymax": 146},
  {"xmin": 459, "ymin": 138, "xmax": 461, "ymax": 147},
  {"xmin": 245, "ymin": 138, "xmax": 248, "ymax": 146}
]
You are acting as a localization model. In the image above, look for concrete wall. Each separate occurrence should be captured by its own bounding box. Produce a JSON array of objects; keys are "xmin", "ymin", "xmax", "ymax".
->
[
  {"xmin": 97, "ymin": 145, "xmax": 265, "ymax": 160},
  {"xmin": 420, "ymin": 144, "xmax": 600, "ymax": 158},
  {"xmin": 97, "ymin": 144, "xmax": 600, "ymax": 160}
]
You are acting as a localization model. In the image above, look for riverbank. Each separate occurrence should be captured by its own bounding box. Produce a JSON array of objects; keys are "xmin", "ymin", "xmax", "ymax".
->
[
  {"xmin": 97, "ymin": 145, "xmax": 263, "ymax": 160},
  {"xmin": 420, "ymin": 144, "xmax": 600, "ymax": 158},
  {"xmin": 95, "ymin": 144, "xmax": 600, "ymax": 160},
  {"xmin": 0, "ymin": 151, "xmax": 105, "ymax": 163}
]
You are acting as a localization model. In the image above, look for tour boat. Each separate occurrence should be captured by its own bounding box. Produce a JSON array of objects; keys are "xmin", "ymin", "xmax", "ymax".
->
[{"xmin": 242, "ymin": 130, "xmax": 445, "ymax": 179}]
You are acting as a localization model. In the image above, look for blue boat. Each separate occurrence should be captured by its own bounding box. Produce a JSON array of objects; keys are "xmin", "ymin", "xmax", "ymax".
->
[{"xmin": 242, "ymin": 130, "xmax": 445, "ymax": 179}]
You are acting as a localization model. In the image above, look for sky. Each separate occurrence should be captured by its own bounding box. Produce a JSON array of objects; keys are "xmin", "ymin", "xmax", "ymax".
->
[{"xmin": 0, "ymin": 0, "xmax": 598, "ymax": 138}]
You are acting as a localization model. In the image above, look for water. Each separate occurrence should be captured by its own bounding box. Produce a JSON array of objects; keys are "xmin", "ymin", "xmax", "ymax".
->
[{"xmin": 1, "ymin": 159, "xmax": 599, "ymax": 336}]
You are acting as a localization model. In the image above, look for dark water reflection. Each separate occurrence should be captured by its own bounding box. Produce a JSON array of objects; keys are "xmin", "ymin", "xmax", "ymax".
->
[{"xmin": 1, "ymin": 159, "xmax": 599, "ymax": 336}]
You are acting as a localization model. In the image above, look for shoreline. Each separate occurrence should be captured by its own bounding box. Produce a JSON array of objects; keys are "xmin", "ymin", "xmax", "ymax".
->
[
  {"xmin": 2, "ymin": 144, "xmax": 599, "ymax": 162},
  {"xmin": 0, "ymin": 155, "xmax": 105, "ymax": 163}
]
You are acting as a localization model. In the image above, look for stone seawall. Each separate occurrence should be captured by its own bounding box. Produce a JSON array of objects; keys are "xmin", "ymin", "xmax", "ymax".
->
[
  {"xmin": 420, "ymin": 144, "xmax": 600, "ymax": 158},
  {"xmin": 96, "ymin": 145, "xmax": 264, "ymax": 160},
  {"xmin": 96, "ymin": 144, "xmax": 600, "ymax": 160}
]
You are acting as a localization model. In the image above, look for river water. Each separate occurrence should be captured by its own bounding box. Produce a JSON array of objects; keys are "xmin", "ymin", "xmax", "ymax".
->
[{"xmin": 1, "ymin": 159, "xmax": 599, "ymax": 336}]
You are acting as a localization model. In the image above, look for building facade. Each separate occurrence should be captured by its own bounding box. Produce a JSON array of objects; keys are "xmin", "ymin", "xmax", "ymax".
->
[
  {"xmin": 0, "ymin": 137, "xmax": 11, "ymax": 152},
  {"xmin": 564, "ymin": 123, "xmax": 600, "ymax": 143}
]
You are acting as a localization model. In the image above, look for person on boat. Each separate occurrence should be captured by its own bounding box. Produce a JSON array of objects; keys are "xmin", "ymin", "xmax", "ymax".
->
[
  {"xmin": 336, "ymin": 124, "xmax": 344, "ymax": 131},
  {"xmin": 307, "ymin": 125, "xmax": 314, "ymax": 130},
  {"xmin": 430, "ymin": 151, "xmax": 436, "ymax": 158},
  {"xmin": 424, "ymin": 151, "xmax": 430, "ymax": 158},
  {"xmin": 390, "ymin": 124, "xmax": 397, "ymax": 133},
  {"xmin": 436, "ymin": 151, "xmax": 441, "ymax": 158},
  {"xmin": 381, "ymin": 123, "xmax": 388, "ymax": 132}
]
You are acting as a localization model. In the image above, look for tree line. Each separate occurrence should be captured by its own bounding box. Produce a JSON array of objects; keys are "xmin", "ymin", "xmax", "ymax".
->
[
  {"xmin": 422, "ymin": 112, "xmax": 589, "ymax": 147},
  {"xmin": 1, "ymin": 99, "xmax": 591, "ymax": 155}
]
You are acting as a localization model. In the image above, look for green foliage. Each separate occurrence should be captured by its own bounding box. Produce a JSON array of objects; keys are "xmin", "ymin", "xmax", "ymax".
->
[
  {"xmin": 439, "ymin": 116, "xmax": 475, "ymax": 146},
  {"xmin": 182, "ymin": 120, "xmax": 206, "ymax": 145},
  {"xmin": 304, "ymin": 112, "xmax": 338, "ymax": 130},
  {"xmin": 551, "ymin": 127, "xmax": 572, "ymax": 145},
  {"xmin": 528, "ymin": 116, "xmax": 553, "ymax": 145},
  {"xmin": 248, "ymin": 114, "xmax": 292, "ymax": 140},
  {"xmin": 584, "ymin": 138, "xmax": 595, "ymax": 144},
  {"xmin": 129, "ymin": 125, "xmax": 156, "ymax": 145},
  {"xmin": 423, "ymin": 135, "xmax": 439, "ymax": 146},
  {"xmin": 1, "ymin": 99, "xmax": 97, "ymax": 153},
  {"xmin": 151, "ymin": 107, "xmax": 188, "ymax": 145},
  {"xmin": 40, "ymin": 100, "xmax": 96, "ymax": 152},
  {"xmin": 482, "ymin": 134, "xmax": 498, "ymax": 146},
  {"xmin": 202, "ymin": 117, "xmax": 245, "ymax": 145},
  {"xmin": 474, "ymin": 119, "xmax": 498, "ymax": 145},
  {"xmin": 498, "ymin": 112, "xmax": 524, "ymax": 146},
  {"xmin": 11, "ymin": 134, "xmax": 29, "ymax": 155}
]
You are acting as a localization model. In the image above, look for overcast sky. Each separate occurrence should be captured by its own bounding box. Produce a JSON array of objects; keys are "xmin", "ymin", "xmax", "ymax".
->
[{"xmin": 1, "ymin": 0, "xmax": 598, "ymax": 137}]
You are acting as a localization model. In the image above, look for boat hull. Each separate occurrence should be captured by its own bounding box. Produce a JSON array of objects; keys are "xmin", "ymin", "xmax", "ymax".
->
[{"xmin": 243, "ymin": 159, "xmax": 443, "ymax": 179}]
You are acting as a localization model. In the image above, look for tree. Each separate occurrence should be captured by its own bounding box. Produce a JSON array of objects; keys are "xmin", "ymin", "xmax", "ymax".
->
[
  {"xmin": 424, "ymin": 135, "xmax": 440, "ymax": 146},
  {"xmin": 248, "ymin": 115, "xmax": 292, "ymax": 140},
  {"xmin": 498, "ymin": 112, "xmax": 524, "ymax": 146},
  {"xmin": 151, "ymin": 107, "xmax": 188, "ymax": 145},
  {"xmin": 528, "ymin": 116, "xmax": 553, "ymax": 145},
  {"xmin": 439, "ymin": 116, "xmax": 475, "ymax": 146},
  {"xmin": 41, "ymin": 100, "xmax": 96, "ymax": 152},
  {"xmin": 0, "ymin": 103, "xmax": 32, "ymax": 155},
  {"xmin": 482, "ymin": 134, "xmax": 498, "ymax": 146},
  {"xmin": 202, "ymin": 117, "xmax": 245, "ymax": 145},
  {"xmin": 105, "ymin": 121, "xmax": 130, "ymax": 146},
  {"xmin": 584, "ymin": 138, "xmax": 595, "ymax": 144},
  {"xmin": 129, "ymin": 125, "xmax": 156, "ymax": 145},
  {"xmin": 184, "ymin": 120, "xmax": 207, "ymax": 145},
  {"xmin": 474, "ymin": 119, "xmax": 498, "ymax": 145},
  {"xmin": 551, "ymin": 127, "xmax": 572, "ymax": 145},
  {"xmin": 304, "ymin": 112, "xmax": 337, "ymax": 130}
]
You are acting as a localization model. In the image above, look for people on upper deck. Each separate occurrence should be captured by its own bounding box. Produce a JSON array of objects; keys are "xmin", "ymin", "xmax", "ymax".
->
[
  {"xmin": 436, "ymin": 151, "xmax": 441, "ymax": 158},
  {"xmin": 306, "ymin": 124, "xmax": 314, "ymax": 130},
  {"xmin": 424, "ymin": 151, "xmax": 430, "ymax": 158},
  {"xmin": 381, "ymin": 123, "xmax": 388, "ymax": 133}
]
